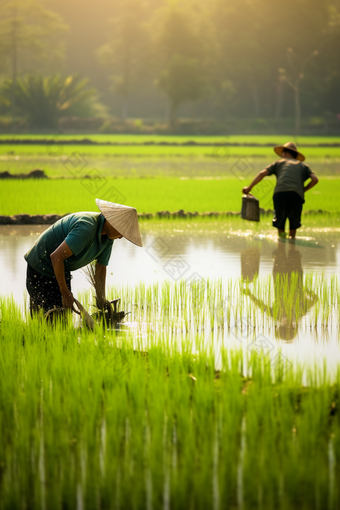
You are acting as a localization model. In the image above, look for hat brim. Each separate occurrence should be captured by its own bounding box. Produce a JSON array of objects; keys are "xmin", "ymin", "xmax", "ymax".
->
[
  {"xmin": 274, "ymin": 145, "xmax": 305, "ymax": 162},
  {"xmin": 96, "ymin": 199, "xmax": 143, "ymax": 248},
  {"xmin": 113, "ymin": 228, "xmax": 143, "ymax": 248}
]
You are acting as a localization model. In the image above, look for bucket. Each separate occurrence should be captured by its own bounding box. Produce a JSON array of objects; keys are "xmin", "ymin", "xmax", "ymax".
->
[{"xmin": 241, "ymin": 194, "xmax": 259, "ymax": 222}]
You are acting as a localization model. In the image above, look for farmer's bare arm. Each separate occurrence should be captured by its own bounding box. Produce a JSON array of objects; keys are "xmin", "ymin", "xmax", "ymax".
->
[
  {"xmin": 50, "ymin": 241, "xmax": 74, "ymax": 309},
  {"xmin": 242, "ymin": 169, "xmax": 269, "ymax": 194},
  {"xmin": 94, "ymin": 262, "xmax": 107, "ymax": 309},
  {"xmin": 304, "ymin": 172, "xmax": 318, "ymax": 192}
]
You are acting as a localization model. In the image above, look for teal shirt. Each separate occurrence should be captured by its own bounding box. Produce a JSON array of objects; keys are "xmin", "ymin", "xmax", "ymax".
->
[{"xmin": 24, "ymin": 212, "xmax": 113, "ymax": 277}]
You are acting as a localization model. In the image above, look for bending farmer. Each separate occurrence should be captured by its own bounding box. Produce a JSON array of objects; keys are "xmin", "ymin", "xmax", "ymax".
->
[
  {"xmin": 242, "ymin": 142, "xmax": 318, "ymax": 238},
  {"xmin": 24, "ymin": 199, "xmax": 143, "ymax": 314}
]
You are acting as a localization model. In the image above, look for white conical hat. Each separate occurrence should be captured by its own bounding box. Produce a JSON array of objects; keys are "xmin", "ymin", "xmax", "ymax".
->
[{"xmin": 95, "ymin": 198, "xmax": 143, "ymax": 247}]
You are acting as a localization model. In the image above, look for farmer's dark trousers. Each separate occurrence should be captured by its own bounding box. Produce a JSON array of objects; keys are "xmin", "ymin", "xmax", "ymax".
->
[
  {"xmin": 272, "ymin": 191, "xmax": 304, "ymax": 231},
  {"xmin": 26, "ymin": 264, "xmax": 71, "ymax": 315}
]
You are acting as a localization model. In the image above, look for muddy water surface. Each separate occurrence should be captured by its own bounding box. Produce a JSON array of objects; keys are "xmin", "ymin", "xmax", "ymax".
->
[
  {"xmin": 1, "ymin": 223, "xmax": 339, "ymax": 301},
  {"xmin": 1, "ymin": 223, "xmax": 340, "ymax": 373}
]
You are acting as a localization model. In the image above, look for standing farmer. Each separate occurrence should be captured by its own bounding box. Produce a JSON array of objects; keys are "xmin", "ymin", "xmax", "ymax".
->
[
  {"xmin": 24, "ymin": 199, "xmax": 143, "ymax": 314},
  {"xmin": 242, "ymin": 142, "xmax": 318, "ymax": 238}
]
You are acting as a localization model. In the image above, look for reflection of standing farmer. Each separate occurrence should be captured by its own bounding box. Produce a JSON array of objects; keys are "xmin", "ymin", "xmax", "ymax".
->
[
  {"xmin": 242, "ymin": 142, "xmax": 318, "ymax": 238},
  {"xmin": 243, "ymin": 241, "xmax": 318, "ymax": 341},
  {"xmin": 241, "ymin": 247, "xmax": 260, "ymax": 283},
  {"xmin": 24, "ymin": 199, "xmax": 143, "ymax": 315}
]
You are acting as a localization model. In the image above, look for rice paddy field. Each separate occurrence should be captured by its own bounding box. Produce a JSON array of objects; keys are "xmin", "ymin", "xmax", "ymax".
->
[
  {"xmin": 1, "ymin": 177, "xmax": 339, "ymax": 216},
  {"xmin": 1, "ymin": 134, "xmax": 340, "ymax": 508},
  {"xmin": 0, "ymin": 133, "xmax": 340, "ymax": 215},
  {"xmin": 1, "ymin": 278, "xmax": 340, "ymax": 510},
  {"xmin": 1, "ymin": 143, "xmax": 340, "ymax": 159}
]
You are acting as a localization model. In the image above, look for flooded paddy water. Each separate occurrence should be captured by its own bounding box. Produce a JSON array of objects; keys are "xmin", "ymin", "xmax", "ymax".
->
[{"xmin": 1, "ymin": 220, "xmax": 340, "ymax": 376}]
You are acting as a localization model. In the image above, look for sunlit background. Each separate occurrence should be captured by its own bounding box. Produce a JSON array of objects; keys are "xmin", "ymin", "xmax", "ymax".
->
[
  {"xmin": 0, "ymin": 0, "xmax": 339, "ymax": 133},
  {"xmin": 2, "ymin": 4, "xmax": 340, "ymax": 509}
]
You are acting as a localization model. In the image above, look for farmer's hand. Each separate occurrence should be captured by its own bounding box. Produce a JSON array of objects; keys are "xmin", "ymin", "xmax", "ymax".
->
[
  {"xmin": 96, "ymin": 297, "xmax": 110, "ymax": 310},
  {"xmin": 62, "ymin": 291, "xmax": 74, "ymax": 309},
  {"xmin": 242, "ymin": 185, "xmax": 252, "ymax": 194}
]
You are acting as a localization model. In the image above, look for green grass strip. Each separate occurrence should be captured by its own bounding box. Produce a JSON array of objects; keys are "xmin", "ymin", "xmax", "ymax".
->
[
  {"xmin": 1, "ymin": 143, "xmax": 340, "ymax": 158},
  {"xmin": 0, "ymin": 177, "xmax": 338, "ymax": 215}
]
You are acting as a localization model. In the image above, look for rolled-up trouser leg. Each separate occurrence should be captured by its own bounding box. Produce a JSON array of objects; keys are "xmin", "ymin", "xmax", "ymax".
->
[{"xmin": 26, "ymin": 264, "xmax": 71, "ymax": 316}]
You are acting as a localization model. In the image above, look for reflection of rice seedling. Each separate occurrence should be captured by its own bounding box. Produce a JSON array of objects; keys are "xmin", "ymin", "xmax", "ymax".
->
[
  {"xmin": 79, "ymin": 273, "xmax": 337, "ymax": 337},
  {"xmin": 239, "ymin": 273, "xmax": 338, "ymax": 334}
]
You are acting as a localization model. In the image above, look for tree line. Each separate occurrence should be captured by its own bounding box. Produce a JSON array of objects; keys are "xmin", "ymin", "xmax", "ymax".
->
[{"xmin": 0, "ymin": 0, "xmax": 339, "ymax": 130}]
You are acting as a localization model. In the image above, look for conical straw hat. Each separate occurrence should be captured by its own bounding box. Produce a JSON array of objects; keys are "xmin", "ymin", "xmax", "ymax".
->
[{"xmin": 95, "ymin": 198, "xmax": 143, "ymax": 247}]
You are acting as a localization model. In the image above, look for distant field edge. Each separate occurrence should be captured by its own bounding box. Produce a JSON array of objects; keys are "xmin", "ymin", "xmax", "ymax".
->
[
  {"xmin": 0, "ymin": 139, "xmax": 340, "ymax": 148},
  {"xmin": 0, "ymin": 209, "xmax": 338, "ymax": 225}
]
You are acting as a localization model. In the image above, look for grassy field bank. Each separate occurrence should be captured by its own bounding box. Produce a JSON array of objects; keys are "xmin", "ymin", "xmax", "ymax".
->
[
  {"xmin": 1, "ymin": 143, "xmax": 340, "ymax": 159},
  {"xmin": 1, "ymin": 157, "xmax": 338, "ymax": 180},
  {"xmin": 0, "ymin": 298, "xmax": 339, "ymax": 510},
  {"xmin": 0, "ymin": 177, "xmax": 337, "ymax": 216}
]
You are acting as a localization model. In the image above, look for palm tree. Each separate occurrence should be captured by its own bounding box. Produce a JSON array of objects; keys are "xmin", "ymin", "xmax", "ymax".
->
[
  {"xmin": 0, "ymin": 74, "xmax": 96, "ymax": 128},
  {"xmin": 0, "ymin": 0, "xmax": 68, "ymax": 126}
]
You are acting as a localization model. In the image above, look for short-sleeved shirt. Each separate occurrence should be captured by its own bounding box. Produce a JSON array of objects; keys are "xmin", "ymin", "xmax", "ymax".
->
[
  {"xmin": 265, "ymin": 159, "xmax": 312, "ymax": 202},
  {"xmin": 24, "ymin": 212, "xmax": 113, "ymax": 277}
]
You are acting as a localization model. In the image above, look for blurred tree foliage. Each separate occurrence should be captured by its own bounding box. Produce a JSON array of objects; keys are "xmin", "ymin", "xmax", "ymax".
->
[
  {"xmin": 0, "ymin": 1, "xmax": 68, "ymax": 77},
  {"xmin": 157, "ymin": 55, "xmax": 211, "ymax": 123},
  {"xmin": 210, "ymin": 0, "xmax": 338, "ymax": 123},
  {"xmin": 154, "ymin": 2, "xmax": 216, "ymax": 122},
  {"xmin": 94, "ymin": 0, "xmax": 340, "ymax": 125},
  {"xmin": 0, "ymin": 0, "xmax": 339, "ymax": 127},
  {"xmin": 96, "ymin": 0, "xmax": 149, "ymax": 121},
  {"xmin": 0, "ymin": 0, "xmax": 68, "ymax": 121},
  {"xmin": 0, "ymin": 75, "xmax": 97, "ymax": 127}
]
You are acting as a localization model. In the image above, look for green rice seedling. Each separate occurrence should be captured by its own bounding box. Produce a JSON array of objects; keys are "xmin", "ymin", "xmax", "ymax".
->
[
  {"xmin": 1, "ymin": 299, "xmax": 340, "ymax": 509},
  {"xmin": 87, "ymin": 273, "xmax": 340, "ymax": 340},
  {"xmin": 2, "ymin": 272, "xmax": 340, "ymax": 510},
  {"xmin": 2, "ymin": 139, "xmax": 340, "ymax": 160}
]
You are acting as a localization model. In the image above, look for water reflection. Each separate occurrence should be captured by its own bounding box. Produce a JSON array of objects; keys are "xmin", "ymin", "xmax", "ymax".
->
[
  {"xmin": 241, "ymin": 247, "xmax": 260, "ymax": 282},
  {"xmin": 0, "ymin": 224, "xmax": 339, "ymax": 304},
  {"xmin": 241, "ymin": 240, "xmax": 319, "ymax": 341},
  {"xmin": 1, "ymin": 225, "xmax": 340, "ymax": 371}
]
